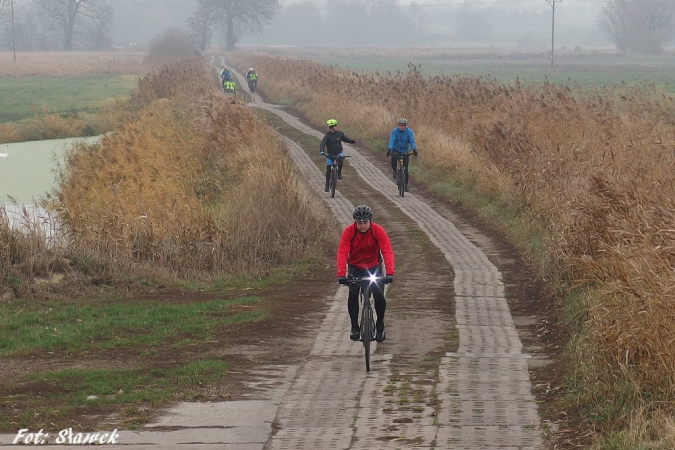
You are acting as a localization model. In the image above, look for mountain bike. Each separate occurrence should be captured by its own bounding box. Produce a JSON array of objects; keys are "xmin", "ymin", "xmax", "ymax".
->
[
  {"xmin": 248, "ymin": 78, "xmax": 257, "ymax": 94},
  {"xmin": 339, "ymin": 274, "xmax": 393, "ymax": 372},
  {"xmin": 393, "ymin": 151, "xmax": 412, "ymax": 197},
  {"xmin": 324, "ymin": 154, "xmax": 350, "ymax": 198}
]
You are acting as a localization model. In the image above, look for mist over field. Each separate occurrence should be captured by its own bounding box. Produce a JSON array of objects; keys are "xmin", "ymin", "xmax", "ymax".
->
[
  {"xmin": 98, "ymin": 0, "xmax": 608, "ymax": 50},
  {"xmin": 249, "ymin": 0, "xmax": 610, "ymax": 50}
]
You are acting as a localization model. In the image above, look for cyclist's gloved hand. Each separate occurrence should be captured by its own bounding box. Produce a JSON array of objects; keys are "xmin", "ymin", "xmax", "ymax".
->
[
  {"xmin": 320, "ymin": 151, "xmax": 325, "ymax": 156},
  {"xmin": 386, "ymin": 150, "xmax": 391, "ymax": 157},
  {"xmin": 337, "ymin": 276, "xmax": 348, "ymax": 284},
  {"xmin": 413, "ymin": 149, "xmax": 418, "ymax": 157}
]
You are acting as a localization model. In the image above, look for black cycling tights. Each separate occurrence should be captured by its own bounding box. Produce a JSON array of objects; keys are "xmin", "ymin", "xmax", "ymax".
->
[{"xmin": 347, "ymin": 284, "xmax": 386, "ymax": 329}]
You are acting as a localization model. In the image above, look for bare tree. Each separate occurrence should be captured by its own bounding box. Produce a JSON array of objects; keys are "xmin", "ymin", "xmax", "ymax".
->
[
  {"xmin": 79, "ymin": 0, "xmax": 112, "ymax": 49},
  {"xmin": 187, "ymin": 0, "xmax": 221, "ymax": 51},
  {"xmin": 206, "ymin": 0, "xmax": 279, "ymax": 50},
  {"xmin": 33, "ymin": 0, "xmax": 113, "ymax": 50},
  {"xmin": 599, "ymin": 0, "xmax": 675, "ymax": 54}
]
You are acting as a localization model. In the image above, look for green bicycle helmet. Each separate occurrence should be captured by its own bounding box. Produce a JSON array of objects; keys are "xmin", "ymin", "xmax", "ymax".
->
[{"xmin": 327, "ymin": 119, "xmax": 338, "ymax": 127}]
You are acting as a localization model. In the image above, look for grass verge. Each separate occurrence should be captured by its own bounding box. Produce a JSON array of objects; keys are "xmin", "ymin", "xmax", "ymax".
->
[
  {"xmin": 1, "ymin": 359, "xmax": 230, "ymax": 430},
  {"xmin": 0, "ymin": 295, "xmax": 266, "ymax": 357}
]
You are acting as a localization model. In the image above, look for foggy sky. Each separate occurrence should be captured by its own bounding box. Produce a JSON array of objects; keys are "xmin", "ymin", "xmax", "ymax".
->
[{"xmin": 107, "ymin": 0, "xmax": 609, "ymax": 49}]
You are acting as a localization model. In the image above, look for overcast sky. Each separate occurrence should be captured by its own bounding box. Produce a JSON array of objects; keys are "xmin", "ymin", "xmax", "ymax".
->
[{"xmin": 107, "ymin": 0, "xmax": 608, "ymax": 49}]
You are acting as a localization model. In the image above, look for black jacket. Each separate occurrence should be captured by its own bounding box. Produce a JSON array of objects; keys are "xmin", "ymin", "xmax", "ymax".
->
[{"xmin": 320, "ymin": 130, "xmax": 356, "ymax": 156}]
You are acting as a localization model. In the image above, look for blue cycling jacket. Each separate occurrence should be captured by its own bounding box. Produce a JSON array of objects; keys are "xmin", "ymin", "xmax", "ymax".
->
[{"xmin": 387, "ymin": 127, "xmax": 417, "ymax": 153}]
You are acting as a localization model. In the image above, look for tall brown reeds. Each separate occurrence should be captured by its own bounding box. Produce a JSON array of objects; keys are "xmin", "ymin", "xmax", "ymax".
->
[
  {"xmin": 226, "ymin": 51, "xmax": 675, "ymax": 442},
  {"xmin": 0, "ymin": 206, "xmax": 69, "ymax": 299}
]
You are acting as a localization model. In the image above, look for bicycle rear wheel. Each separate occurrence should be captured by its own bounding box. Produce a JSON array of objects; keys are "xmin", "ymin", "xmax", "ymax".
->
[
  {"xmin": 397, "ymin": 166, "xmax": 405, "ymax": 197},
  {"xmin": 330, "ymin": 167, "xmax": 337, "ymax": 198}
]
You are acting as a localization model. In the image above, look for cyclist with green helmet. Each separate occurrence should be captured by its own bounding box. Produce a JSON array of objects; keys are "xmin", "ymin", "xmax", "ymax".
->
[{"xmin": 319, "ymin": 119, "xmax": 357, "ymax": 192}]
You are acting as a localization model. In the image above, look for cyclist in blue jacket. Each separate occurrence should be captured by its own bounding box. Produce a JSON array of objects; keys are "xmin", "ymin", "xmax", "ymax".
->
[{"xmin": 386, "ymin": 118, "xmax": 418, "ymax": 191}]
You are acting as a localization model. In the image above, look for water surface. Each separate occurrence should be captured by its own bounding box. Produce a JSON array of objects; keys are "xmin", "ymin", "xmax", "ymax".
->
[
  {"xmin": 1, "ymin": 136, "xmax": 99, "ymax": 233},
  {"xmin": 0, "ymin": 136, "xmax": 98, "ymax": 205}
]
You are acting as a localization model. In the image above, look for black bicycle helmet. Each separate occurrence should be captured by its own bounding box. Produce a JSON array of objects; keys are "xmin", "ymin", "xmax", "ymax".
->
[{"xmin": 353, "ymin": 205, "xmax": 373, "ymax": 222}]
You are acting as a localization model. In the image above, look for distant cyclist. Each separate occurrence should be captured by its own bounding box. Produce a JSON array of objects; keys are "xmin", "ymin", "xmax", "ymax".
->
[
  {"xmin": 386, "ymin": 118, "xmax": 418, "ymax": 191},
  {"xmin": 246, "ymin": 68, "xmax": 258, "ymax": 92},
  {"xmin": 220, "ymin": 67, "xmax": 231, "ymax": 83},
  {"xmin": 337, "ymin": 205, "xmax": 395, "ymax": 342},
  {"xmin": 320, "ymin": 119, "xmax": 357, "ymax": 192},
  {"xmin": 223, "ymin": 80, "xmax": 236, "ymax": 94}
]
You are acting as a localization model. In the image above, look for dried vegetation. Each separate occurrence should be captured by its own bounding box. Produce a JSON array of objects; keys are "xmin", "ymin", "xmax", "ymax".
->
[{"xmin": 226, "ymin": 52, "xmax": 675, "ymax": 447}]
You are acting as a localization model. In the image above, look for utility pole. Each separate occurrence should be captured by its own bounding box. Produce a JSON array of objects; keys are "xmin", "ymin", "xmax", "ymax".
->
[{"xmin": 547, "ymin": 0, "xmax": 561, "ymax": 69}]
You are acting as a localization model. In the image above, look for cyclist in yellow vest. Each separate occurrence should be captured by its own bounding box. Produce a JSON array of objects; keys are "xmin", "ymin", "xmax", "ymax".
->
[
  {"xmin": 246, "ymin": 68, "xmax": 258, "ymax": 92},
  {"xmin": 223, "ymin": 80, "xmax": 236, "ymax": 94}
]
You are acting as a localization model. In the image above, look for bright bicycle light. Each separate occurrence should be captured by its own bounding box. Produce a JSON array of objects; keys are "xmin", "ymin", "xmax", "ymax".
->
[{"xmin": 368, "ymin": 274, "xmax": 378, "ymax": 284}]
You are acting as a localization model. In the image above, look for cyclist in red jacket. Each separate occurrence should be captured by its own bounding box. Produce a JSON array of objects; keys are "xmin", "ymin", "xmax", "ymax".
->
[{"xmin": 337, "ymin": 205, "xmax": 395, "ymax": 342}]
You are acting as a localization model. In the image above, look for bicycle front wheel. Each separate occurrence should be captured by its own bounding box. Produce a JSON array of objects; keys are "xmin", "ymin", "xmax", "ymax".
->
[
  {"xmin": 330, "ymin": 167, "xmax": 337, "ymax": 198},
  {"xmin": 397, "ymin": 166, "xmax": 405, "ymax": 197},
  {"xmin": 361, "ymin": 297, "xmax": 373, "ymax": 372}
]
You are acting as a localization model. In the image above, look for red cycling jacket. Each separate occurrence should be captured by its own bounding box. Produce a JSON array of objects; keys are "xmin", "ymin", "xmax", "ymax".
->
[{"xmin": 336, "ymin": 222, "xmax": 395, "ymax": 277}]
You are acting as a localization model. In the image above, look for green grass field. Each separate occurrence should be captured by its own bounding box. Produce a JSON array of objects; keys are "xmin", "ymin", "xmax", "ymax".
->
[{"xmin": 0, "ymin": 74, "xmax": 137, "ymax": 122}]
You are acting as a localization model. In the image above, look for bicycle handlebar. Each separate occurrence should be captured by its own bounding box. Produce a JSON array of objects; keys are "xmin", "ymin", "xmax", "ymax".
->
[
  {"xmin": 324, "ymin": 154, "xmax": 351, "ymax": 160},
  {"xmin": 338, "ymin": 275, "xmax": 393, "ymax": 286}
]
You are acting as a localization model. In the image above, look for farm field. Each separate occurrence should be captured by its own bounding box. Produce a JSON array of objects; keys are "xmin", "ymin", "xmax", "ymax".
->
[
  {"xmin": 0, "ymin": 75, "xmax": 137, "ymax": 123},
  {"xmin": 0, "ymin": 51, "xmax": 145, "ymax": 124}
]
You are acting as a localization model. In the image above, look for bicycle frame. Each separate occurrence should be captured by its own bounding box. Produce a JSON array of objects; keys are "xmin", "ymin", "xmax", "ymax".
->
[
  {"xmin": 325, "ymin": 154, "xmax": 350, "ymax": 198},
  {"xmin": 393, "ymin": 151, "xmax": 412, "ymax": 197},
  {"xmin": 339, "ymin": 274, "xmax": 393, "ymax": 371}
]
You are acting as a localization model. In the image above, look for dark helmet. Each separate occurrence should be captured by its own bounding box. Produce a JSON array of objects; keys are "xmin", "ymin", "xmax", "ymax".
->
[
  {"xmin": 398, "ymin": 118, "xmax": 408, "ymax": 125},
  {"xmin": 353, "ymin": 205, "xmax": 373, "ymax": 222}
]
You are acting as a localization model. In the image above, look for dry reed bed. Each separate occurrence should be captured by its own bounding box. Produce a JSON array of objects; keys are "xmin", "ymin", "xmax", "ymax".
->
[
  {"xmin": 48, "ymin": 57, "xmax": 332, "ymax": 281},
  {"xmin": 226, "ymin": 52, "xmax": 675, "ymax": 441}
]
